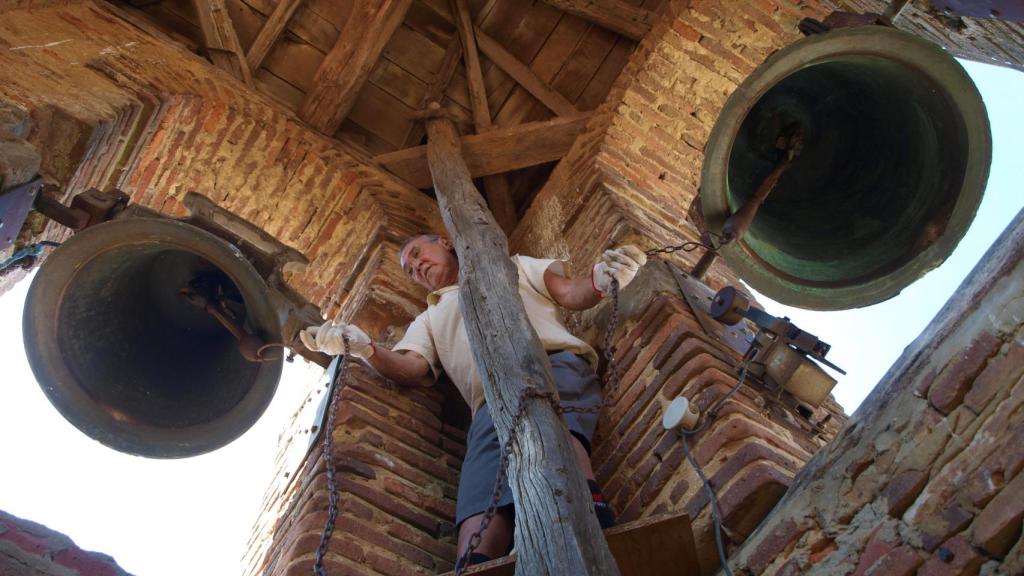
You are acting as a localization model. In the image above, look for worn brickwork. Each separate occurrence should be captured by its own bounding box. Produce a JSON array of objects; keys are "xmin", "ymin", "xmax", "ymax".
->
[
  {"xmin": 511, "ymin": 0, "xmax": 828, "ymax": 290},
  {"xmin": 824, "ymin": 0, "xmax": 1024, "ymax": 71},
  {"xmin": 0, "ymin": 1, "xmax": 443, "ymax": 334},
  {"xmin": 586, "ymin": 264, "xmax": 845, "ymax": 574},
  {"xmin": 0, "ymin": 509, "xmax": 132, "ymax": 576},
  {"xmin": 726, "ymin": 211, "xmax": 1024, "ymax": 576},
  {"xmin": 253, "ymin": 366, "xmax": 465, "ymax": 576}
]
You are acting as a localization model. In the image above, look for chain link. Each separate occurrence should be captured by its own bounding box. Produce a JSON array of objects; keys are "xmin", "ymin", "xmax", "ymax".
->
[
  {"xmin": 313, "ymin": 337, "xmax": 351, "ymax": 576},
  {"xmin": 644, "ymin": 241, "xmax": 712, "ymax": 257}
]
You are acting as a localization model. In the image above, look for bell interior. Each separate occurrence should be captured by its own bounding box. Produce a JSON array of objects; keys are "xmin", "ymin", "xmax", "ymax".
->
[
  {"xmin": 727, "ymin": 55, "xmax": 969, "ymax": 285},
  {"xmin": 57, "ymin": 246, "xmax": 260, "ymax": 429}
]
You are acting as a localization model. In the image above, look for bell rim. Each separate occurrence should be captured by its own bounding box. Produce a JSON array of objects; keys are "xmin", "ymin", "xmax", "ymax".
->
[
  {"xmin": 700, "ymin": 26, "xmax": 992, "ymax": 310},
  {"xmin": 22, "ymin": 217, "xmax": 283, "ymax": 458}
]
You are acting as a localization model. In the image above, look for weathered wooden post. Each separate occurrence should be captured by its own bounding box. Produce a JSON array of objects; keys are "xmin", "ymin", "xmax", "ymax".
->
[{"xmin": 424, "ymin": 103, "xmax": 620, "ymax": 575}]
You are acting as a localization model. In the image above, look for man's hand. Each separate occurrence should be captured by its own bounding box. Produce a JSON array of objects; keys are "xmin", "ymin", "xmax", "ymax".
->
[
  {"xmin": 592, "ymin": 245, "xmax": 647, "ymax": 296},
  {"xmin": 299, "ymin": 320, "xmax": 375, "ymax": 359}
]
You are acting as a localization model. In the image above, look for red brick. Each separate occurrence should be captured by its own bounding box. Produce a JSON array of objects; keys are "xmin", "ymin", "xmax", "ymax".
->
[
  {"xmin": 881, "ymin": 469, "xmax": 928, "ymax": 518},
  {"xmin": 918, "ymin": 534, "xmax": 985, "ymax": 576},
  {"xmin": 863, "ymin": 545, "xmax": 924, "ymax": 576},
  {"xmin": 972, "ymin": 470, "xmax": 1024, "ymax": 557},
  {"xmin": 928, "ymin": 331, "xmax": 1002, "ymax": 414}
]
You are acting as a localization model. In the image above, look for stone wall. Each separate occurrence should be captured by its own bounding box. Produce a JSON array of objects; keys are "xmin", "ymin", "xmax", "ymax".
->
[{"xmin": 0, "ymin": 509, "xmax": 132, "ymax": 576}]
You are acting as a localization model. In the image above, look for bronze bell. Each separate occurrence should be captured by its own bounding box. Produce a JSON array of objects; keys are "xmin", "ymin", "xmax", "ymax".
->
[
  {"xmin": 701, "ymin": 26, "xmax": 991, "ymax": 310},
  {"xmin": 22, "ymin": 217, "xmax": 283, "ymax": 458}
]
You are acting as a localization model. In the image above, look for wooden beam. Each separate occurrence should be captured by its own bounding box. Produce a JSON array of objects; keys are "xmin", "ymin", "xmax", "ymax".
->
[
  {"xmin": 538, "ymin": 0, "xmax": 657, "ymax": 41},
  {"xmin": 481, "ymin": 174, "xmax": 517, "ymax": 235},
  {"xmin": 451, "ymin": 0, "xmax": 491, "ymax": 132},
  {"xmin": 245, "ymin": 0, "xmax": 304, "ymax": 73},
  {"xmin": 474, "ymin": 26, "xmax": 578, "ymax": 117},
  {"xmin": 424, "ymin": 107, "xmax": 620, "ymax": 576},
  {"xmin": 299, "ymin": 0, "xmax": 412, "ymax": 135},
  {"xmin": 375, "ymin": 113, "xmax": 590, "ymax": 188},
  {"xmin": 192, "ymin": 0, "xmax": 254, "ymax": 85},
  {"xmin": 401, "ymin": 37, "xmax": 462, "ymax": 148}
]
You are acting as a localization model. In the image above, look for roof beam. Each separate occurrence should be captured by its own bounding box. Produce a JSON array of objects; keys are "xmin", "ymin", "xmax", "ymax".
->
[
  {"xmin": 451, "ymin": 0, "xmax": 491, "ymax": 131},
  {"xmin": 474, "ymin": 26, "xmax": 578, "ymax": 117},
  {"xmin": 537, "ymin": 0, "xmax": 656, "ymax": 41},
  {"xmin": 192, "ymin": 0, "xmax": 253, "ymax": 85},
  {"xmin": 401, "ymin": 37, "xmax": 462, "ymax": 148},
  {"xmin": 245, "ymin": 0, "xmax": 304, "ymax": 73},
  {"xmin": 299, "ymin": 0, "xmax": 412, "ymax": 135},
  {"xmin": 375, "ymin": 113, "xmax": 591, "ymax": 189}
]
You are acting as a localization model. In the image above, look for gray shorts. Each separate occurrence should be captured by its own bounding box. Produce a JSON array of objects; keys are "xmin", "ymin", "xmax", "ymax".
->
[{"xmin": 455, "ymin": 351, "xmax": 602, "ymax": 527}]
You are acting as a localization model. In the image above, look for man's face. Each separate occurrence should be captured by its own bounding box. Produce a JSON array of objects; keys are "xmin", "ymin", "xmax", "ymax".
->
[{"xmin": 400, "ymin": 236, "xmax": 460, "ymax": 291}]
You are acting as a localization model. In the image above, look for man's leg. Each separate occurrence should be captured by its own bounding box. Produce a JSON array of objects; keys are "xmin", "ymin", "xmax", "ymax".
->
[{"xmin": 456, "ymin": 506, "xmax": 514, "ymax": 563}]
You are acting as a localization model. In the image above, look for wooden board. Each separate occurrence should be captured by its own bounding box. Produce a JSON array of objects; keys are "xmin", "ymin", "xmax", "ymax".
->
[{"xmin": 446, "ymin": 512, "xmax": 700, "ymax": 576}]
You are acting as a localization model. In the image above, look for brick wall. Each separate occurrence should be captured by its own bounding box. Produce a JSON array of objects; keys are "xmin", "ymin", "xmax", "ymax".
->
[
  {"xmin": 0, "ymin": 509, "xmax": 132, "ymax": 576},
  {"xmin": 726, "ymin": 209, "xmax": 1024, "ymax": 576},
  {"xmin": 588, "ymin": 264, "xmax": 845, "ymax": 574},
  {"xmin": 0, "ymin": 1, "xmax": 444, "ymax": 333},
  {"xmin": 253, "ymin": 366, "xmax": 465, "ymax": 576},
  {"xmin": 824, "ymin": 0, "xmax": 1024, "ymax": 71},
  {"xmin": 511, "ymin": 0, "xmax": 828, "ymax": 290}
]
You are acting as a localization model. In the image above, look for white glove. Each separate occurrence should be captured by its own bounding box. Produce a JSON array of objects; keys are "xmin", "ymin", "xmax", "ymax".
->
[
  {"xmin": 299, "ymin": 320, "xmax": 375, "ymax": 359},
  {"xmin": 592, "ymin": 245, "xmax": 647, "ymax": 296}
]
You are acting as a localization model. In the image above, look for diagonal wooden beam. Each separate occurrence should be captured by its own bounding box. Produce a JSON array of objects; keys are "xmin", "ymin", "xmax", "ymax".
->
[
  {"xmin": 299, "ymin": 0, "xmax": 412, "ymax": 135},
  {"xmin": 245, "ymin": 0, "xmax": 304, "ymax": 73},
  {"xmin": 401, "ymin": 37, "xmax": 462, "ymax": 148},
  {"xmin": 375, "ymin": 113, "xmax": 590, "ymax": 189},
  {"xmin": 474, "ymin": 25, "xmax": 578, "ymax": 117},
  {"xmin": 538, "ymin": 0, "xmax": 657, "ymax": 41},
  {"xmin": 450, "ymin": 0, "xmax": 491, "ymax": 132},
  {"xmin": 193, "ymin": 0, "xmax": 254, "ymax": 85}
]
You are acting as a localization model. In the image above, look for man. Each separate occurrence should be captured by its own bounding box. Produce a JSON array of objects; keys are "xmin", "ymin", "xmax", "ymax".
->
[{"xmin": 301, "ymin": 235, "xmax": 646, "ymax": 568}]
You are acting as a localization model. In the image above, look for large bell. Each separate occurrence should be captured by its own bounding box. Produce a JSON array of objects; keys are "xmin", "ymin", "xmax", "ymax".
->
[
  {"xmin": 23, "ymin": 217, "xmax": 282, "ymax": 458},
  {"xmin": 701, "ymin": 26, "xmax": 991, "ymax": 310}
]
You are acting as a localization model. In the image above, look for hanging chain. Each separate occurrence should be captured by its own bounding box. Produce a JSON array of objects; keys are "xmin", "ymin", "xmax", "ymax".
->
[
  {"xmin": 455, "ymin": 277, "xmax": 624, "ymax": 575},
  {"xmin": 644, "ymin": 240, "xmax": 711, "ymax": 257},
  {"xmin": 313, "ymin": 337, "xmax": 351, "ymax": 576}
]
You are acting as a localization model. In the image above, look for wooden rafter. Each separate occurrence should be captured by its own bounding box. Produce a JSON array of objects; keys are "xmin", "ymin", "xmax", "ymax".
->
[
  {"xmin": 538, "ymin": 0, "xmax": 657, "ymax": 41},
  {"xmin": 245, "ymin": 0, "xmax": 304, "ymax": 73},
  {"xmin": 401, "ymin": 37, "xmax": 462, "ymax": 149},
  {"xmin": 192, "ymin": 0, "xmax": 253, "ymax": 85},
  {"xmin": 375, "ymin": 113, "xmax": 591, "ymax": 189},
  {"xmin": 451, "ymin": 0, "xmax": 491, "ymax": 131},
  {"xmin": 299, "ymin": 0, "xmax": 413, "ymax": 135},
  {"xmin": 474, "ymin": 26, "xmax": 578, "ymax": 117}
]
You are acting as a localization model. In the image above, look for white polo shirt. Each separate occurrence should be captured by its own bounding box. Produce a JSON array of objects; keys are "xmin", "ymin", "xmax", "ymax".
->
[{"xmin": 393, "ymin": 255, "xmax": 599, "ymax": 416}]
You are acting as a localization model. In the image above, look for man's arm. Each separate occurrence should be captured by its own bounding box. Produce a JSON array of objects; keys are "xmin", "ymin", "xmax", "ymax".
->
[
  {"xmin": 542, "ymin": 246, "xmax": 648, "ymax": 311},
  {"xmin": 366, "ymin": 347, "xmax": 436, "ymax": 388},
  {"xmin": 544, "ymin": 269, "xmax": 602, "ymax": 311},
  {"xmin": 300, "ymin": 321, "xmax": 436, "ymax": 388}
]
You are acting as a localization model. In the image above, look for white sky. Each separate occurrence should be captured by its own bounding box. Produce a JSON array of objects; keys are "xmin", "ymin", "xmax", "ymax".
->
[{"xmin": 0, "ymin": 59, "xmax": 1021, "ymax": 576}]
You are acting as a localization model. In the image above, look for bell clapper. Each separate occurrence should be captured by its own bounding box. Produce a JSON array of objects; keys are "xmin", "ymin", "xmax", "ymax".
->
[{"xmin": 721, "ymin": 125, "xmax": 803, "ymax": 245}]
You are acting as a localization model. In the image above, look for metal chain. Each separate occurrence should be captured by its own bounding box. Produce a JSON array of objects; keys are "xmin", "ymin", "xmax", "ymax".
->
[
  {"xmin": 455, "ymin": 278, "xmax": 624, "ymax": 575},
  {"xmin": 313, "ymin": 337, "xmax": 351, "ymax": 576},
  {"xmin": 644, "ymin": 240, "xmax": 712, "ymax": 257}
]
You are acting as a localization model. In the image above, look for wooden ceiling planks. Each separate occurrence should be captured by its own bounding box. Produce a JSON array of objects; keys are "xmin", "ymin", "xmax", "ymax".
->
[{"xmin": 121, "ymin": 0, "xmax": 656, "ymax": 212}]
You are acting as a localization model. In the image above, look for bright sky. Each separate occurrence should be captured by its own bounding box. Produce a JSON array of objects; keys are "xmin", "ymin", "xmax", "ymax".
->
[{"xmin": 0, "ymin": 60, "xmax": 1021, "ymax": 576}]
